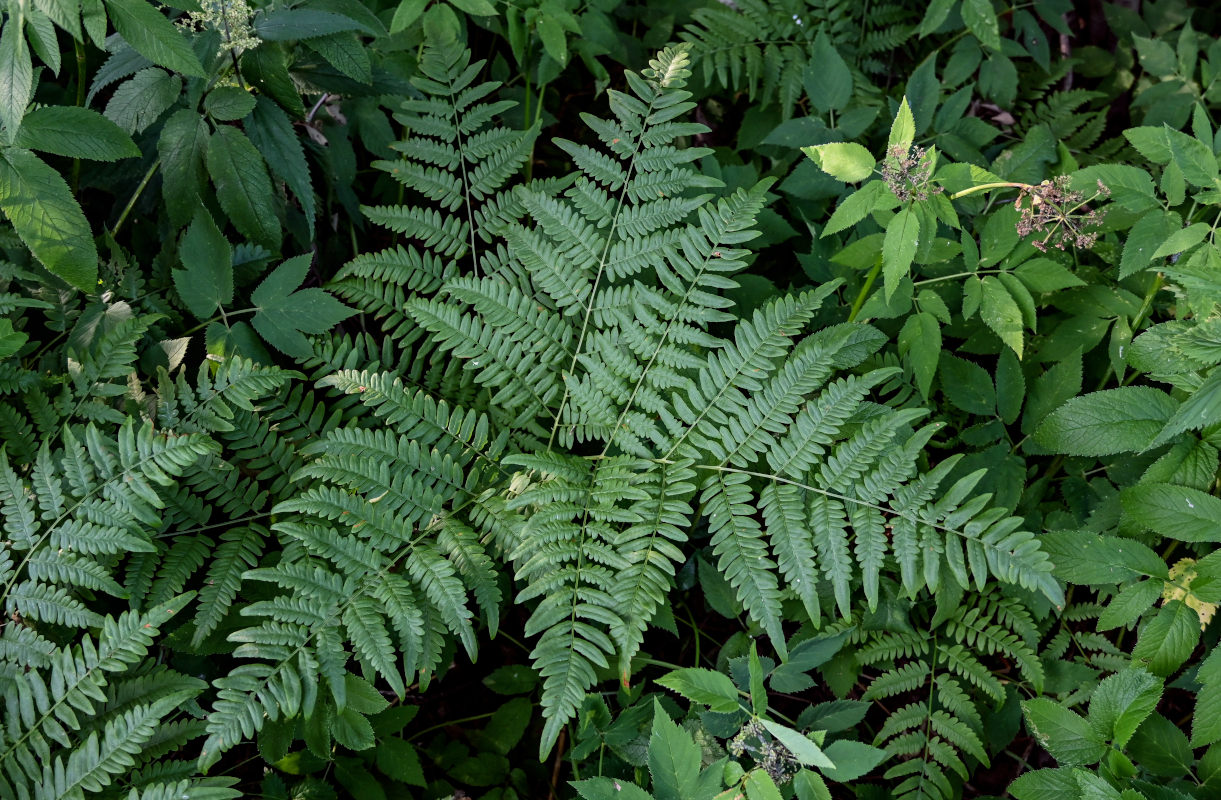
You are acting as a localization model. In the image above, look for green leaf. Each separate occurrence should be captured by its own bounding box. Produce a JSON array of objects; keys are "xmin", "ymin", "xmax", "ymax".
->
[
  {"xmin": 649, "ymin": 701, "xmax": 700, "ymax": 800},
  {"xmin": 536, "ymin": 15, "xmax": 568, "ymax": 66},
  {"xmin": 251, "ymin": 255, "xmax": 355, "ymax": 357},
  {"xmin": 1120, "ymin": 483, "xmax": 1221, "ymax": 542},
  {"xmin": 1087, "ymin": 668, "xmax": 1162, "ymax": 748},
  {"xmin": 1042, "ymin": 531, "xmax": 1167, "ymax": 585},
  {"xmin": 1097, "ymin": 579, "xmax": 1162, "ymax": 631},
  {"xmin": 240, "ymin": 42, "xmax": 305, "ymax": 118},
  {"xmin": 0, "ymin": 18, "xmax": 33, "ymax": 137},
  {"xmin": 882, "ymin": 207, "xmax": 919, "ymax": 300},
  {"xmin": 0, "ymin": 148, "xmax": 96, "ymax": 291},
  {"xmin": 981, "ymin": 275, "xmax": 1024, "ymax": 358},
  {"xmin": 1193, "ymin": 647, "xmax": 1221, "ymax": 746},
  {"xmin": 1131, "ymin": 601, "xmax": 1200, "ymax": 677},
  {"xmin": 158, "ymin": 109, "xmax": 210, "ymax": 228},
  {"xmin": 962, "ymin": 0, "xmax": 1001, "ymax": 50},
  {"xmin": 1164, "ymin": 125, "xmax": 1218, "ymax": 188},
  {"xmin": 1127, "ymin": 713, "xmax": 1194, "ymax": 776},
  {"xmin": 204, "ymin": 86, "xmax": 257, "ymax": 121},
  {"xmin": 759, "ymin": 720, "xmax": 835, "ymax": 769},
  {"xmin": 804, "ymin": 31, "xmax": 852, "ymax": 113},
  {"xmin": 103, "ymin": 0, "xmax": 205, "ymax": 76},
  {"xmin": 940, "ymin": 354, "xmax": 995, "ymax": 416},
  {"xmin": 15, "ymin": 106, "xmax": 139, "ymax": 161},
  {"xmin": 390, "ymin": 0, "xmax": 429, "ymax": 34},
  {"xmin": 1014, "ymin": 258, "xmax": 1086, "ymax": 292},
  {"xmin": 173, "ymin": 208, "xmax": 233, "ymax": 320},
  {"xmin": 572, "ymin": 778, "xmax": 653, "ymax": 800},
  {"xmin": 247, "ymin": 96, "xmax": 316, "ymax": 237},
  {"xmin": 105, "ymin": 68, "xmax": 182, "ymax": 134},
  {"xmin": 1034, "ymin": 387, "xmax": 1177, "ymax": 456},
  {"xmin": 744, "ymin": 770, "xmax": 783, "ymax": 800},
  {"xmin": 888, "ymin": 97, "xmax": 915, "ymax": 150},
  {"xmin": 996, "ymin": 346, "xmax": 1025, "ymax": 423},
  {"xmin": 802, "ymin": 143, "xmax": 875, "ymax": 184},
  {"xmin": 1009, "ymin": 768, "xmax": 1080, "ymax": 800},
  {"xmin": 206, "ymin": 125, "xmax": 281, "ymax": 249},
  {"xmin": 1151, "ymin": 222, "xmax": 1210, "ymax": 260},
  {"xmin": 656, "ymin": 668, "xmax": 740, "ymax": 712},
  {"xmin": 255, "ymin": 9, "xmax": 369, "ymax": 40},
  {"xmin": 819, "ymin": 740, "xmax": 886, "ymax": 782},
  {"xmin": 450, "ymin": 0, "xmax": 497, "ymax": 14},
  {"xmin": 899, "ymin": 312, "xmax": 940, "ymax": 399},
  {"xmin": 0, "ymin": 318, "xmax": 27, "ymax": 359},
  {"xmin": 1120, "ymin": 211, "xmax": 1180, "ymax": 278},
  {"xmin": 1021, "ymin": 698, "xmax": 1106, "ymax": 766},
  {"xmin": 792, "ymin": 770, "xmax": 832, "ymax": 800},
  {"xmin": 306, "ymin": 32, "xmax": 371, "ymax": 83},
  {"xmin": 482, "ymin": 665, "xmax": 538, "ymax": 695},
  {"xmin": 1150, "ymin": 368, "xmax": 1221, "ymax": 448},
  {"xmin": 749, "ymin": 641, "xmax": 766, "ymax": 716},
  {"xmin": 823, "ymin": 181, "xmax": 890, "ymax": 237}
]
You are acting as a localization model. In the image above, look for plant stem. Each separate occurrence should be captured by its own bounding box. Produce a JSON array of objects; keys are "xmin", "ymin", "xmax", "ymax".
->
[
  {"xmin": 949, "ymin": 182, "xmax": 1028, "ymax": 200},
  {"xmin": 847, "ymin": 256, "xmax": 882, "ymax": 322},
  {"xmin": 110, "ymin": 159, "xmax": 161, "ymax": 239}
]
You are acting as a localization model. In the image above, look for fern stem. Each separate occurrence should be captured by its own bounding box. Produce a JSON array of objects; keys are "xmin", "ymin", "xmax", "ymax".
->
[
  {"xmin": 405, "ymin": 710, "xmax": 498, "ymax": 742},
  {"xmin": 847, "ymin": 256, "xmax": 882, "ymax": 322}
]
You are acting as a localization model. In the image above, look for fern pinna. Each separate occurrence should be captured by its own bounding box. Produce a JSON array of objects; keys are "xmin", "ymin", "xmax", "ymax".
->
[{"xmin": 181, "ymin": 38, "xmax": 1069, "ymax": 770}]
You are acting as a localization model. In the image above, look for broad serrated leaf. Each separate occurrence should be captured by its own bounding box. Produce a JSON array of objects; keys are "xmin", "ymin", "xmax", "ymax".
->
[
  {"xmin": 1034, "ymin": 387, "xmax": 1177, "ymax": 456},
  {"xmin": 0, "ymin": 148, "xmax": 96, "ymax": 291},
  {"xmin": 103, "ymin": 0, "xmax": 205, "ymax": 76},
  {"xmin": 802, "ymin": 143, "xmax": 875, "ymax": 183},
  {"xmin": 656, "ymin": 668, "xmax": 740, "ymax": 712},
  {"xmin": 1021, "ymin": 698, "xmax": 1106, "ymax": 766},
  {"xmin": 962, "ymin": 0, "xmax": 1001, "ymax": 50},
  {"xmin": 0, "ymin": 19, "xmax": 33, "ymax": 136},
  {"xmin": 981, "ymin": 275, "xmax": 1024, "ymax": 357},
  {"xmin": 206, "ymin": 125, "xmax": 281, "ymax": 249},
  {"xmin": 246, "ymin": 97, "xmax": 316, "ymax": 237},
  {"xmin": 1131, "ymin": 600, "xmax": 1199, "ymax": 676},
  {"xmin": 173, "ymin": 208, "xmax": 233, "ymax": 319},
  {"xmin": 15, "ymin": 106, "xmax": 139, "ymax": 161},
  {"xmin": 882, "ymin": 207, "xmax": 918, "ymax": 300},
  {"xmin": 251, "ymin": 254, "xmax": 355, "ymax": 357},
  {"xmin": 105, "ymin": 67, "xmax": 181, "ymax": 134},
  {"xmin": 158, "ymin": 108, "xmax": 209, "ymax": 228},
  {"xmin": 1120, "ymin": 482, "xmax": 1221, "ymax": 542}
]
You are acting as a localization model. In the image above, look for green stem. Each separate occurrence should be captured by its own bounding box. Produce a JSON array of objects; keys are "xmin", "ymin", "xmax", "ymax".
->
[
  {"xmin": 109, "ymin": 159, "xmax": 161, "ymax": 239},
  {"xmin": 949, "ymin": 181, "xmax": 1028, "ymax": 200},
  {"xmin": 847, "ymin": 256, "xmax": 882, "ymax": 322},
  {"xmin": 72, "ymin": 40, "xmax": 87, "ymax": 193}
]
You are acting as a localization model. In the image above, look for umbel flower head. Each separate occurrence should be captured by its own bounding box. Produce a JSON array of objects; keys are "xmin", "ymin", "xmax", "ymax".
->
[
  {"xmin": 1013, "ymin": 175, "xmax": 1110, "ymax": 252},
  {"xmin": 882, "ymin": 144, "xmax": 943, "ymax": 204},
  {"xmin": 180, "ymin": 0, "xmax": 261, "ymax": 55}
]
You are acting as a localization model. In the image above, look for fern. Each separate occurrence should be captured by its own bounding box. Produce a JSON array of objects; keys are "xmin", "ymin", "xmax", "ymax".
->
[{"xmin": 861, "ymin": 591, "xmax": 1043, "ymax": 800}]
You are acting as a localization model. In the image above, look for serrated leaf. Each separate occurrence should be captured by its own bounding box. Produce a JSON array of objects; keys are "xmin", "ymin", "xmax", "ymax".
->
[
  {"xmin": 759, "ymin": 720, "xmax": 835, "ymax": 769},
  {"xmin": 819, "ymin": 740, "xmax": 886, "ymax": 782},
  {"xmin": 0, "ymin": 148, "xmax": 96, "ymax": 291},
  {"xmin": 1192, "ymin": 647, "xmax": 1221, "ymax": 746},
  {"xmin": 254, "ymin": 9, "xmax": 369, "ymax": 40},
  {"xmin": 105, "ymin": 67, "xmax": 181, "ymax": 134},
  {"xmin": 1131, "ymin": 600, "xmax": 1199, "ymax": 676},
  {"xmin": 103, "ymin": 0, "xmax": 205, "ymax": 76},
  {"xmin": 802, "ymin": 143, "xmax": 875, "ymax": 183},
  {"xmin": 158, "ymin": 109, "xmax": 209, "ymax": 228},
  {"xmin": 656, "ymin": 668, "xmax": 740, "ymax": 712},
  {"xmin": 206, "ymin": 125, "xmax": 281, "ymax": 249},
  {"xmin": 1151, "ymin": 222, "xmax": 1210, "ymax": 260},
  {"xmin": 1021, "ymin": 698, "xmax": 1106, "ymax": 766},
  {"xmin": 888, "ymin": 97, "xmax": 915, "ymax": 149},
  {"xmin": 1120, "ymin": 483, "xmax": 1221, "ymax": 542},
  {"xmin": 899, "ymin": 311, "xmax": 940, "ymax": 399},
  {"xmin": 804, "ymin": 31, "xmax": 852, "ymax": 113},
  {"xmin": 0, "ymin": 318, "xmax": 27, "ymax": 359},
  {"xmin": 173, "ymin": 208, "xmax": 233, "ymax": 319},
  {"xmin": 246, "ymin": 96, "xmax": 315, "ymax": 237},
  {"xmin": 1042, "ymin": 531, "xmax": 1167, "ymax": 586},
  {"xmin": 1014, "ymin": 258, "xmax": 1086, "ymax": 292},
  {"xmin": 15, "ymin": 106, "xmax": 139, "ymax": 161},
  {"xmin": 0, "ymin": 19, "xmax": 33, "ymax": 136},
  {"xmin": 251, "ymin": 254, "xmax": 355, "ymax": 357},
  {"xmin": 1087, "ymin": 668, "xmax": 1162, "ymax": 748},
  {"xmin": 649, "ymin": 701, "xmax": 700, "ymax": 800},
  {"xmin": 962, "ymin": 0, "xmax": 1001, "ymax": 50},
  {"xmin": 1034, "ymin": 387, "xmax": 1177, "ymax": 456},
  {"xmin": 1120, "ymin": 211, "xmax": 1180, "ymax": 278},
  {"xmin": 882, "ymin": 207, "xmax": 918, "ymax": 300},
  {"xmin": 204, "ymin": 86, "xmax": 257, "ymax": 121},
  {"xmin": 1150, "ymin": 368, "xmax": 1221, "ymax": 448},
  {"xmin": 981, "ymin": 275, "xmax": 1024, "ymax": 357}
]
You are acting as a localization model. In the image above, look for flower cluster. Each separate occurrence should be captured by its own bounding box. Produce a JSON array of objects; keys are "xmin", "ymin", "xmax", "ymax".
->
[
  {"xmin": 728, "ymin": 721, "xmax": 799, "ymax": 784},
  {"xmin": 179, "ymin": 0, "xmax": 261, "ymax": 55},
  {"xmin": 1013, "ymin": 176, "xmax": 1109, "ymax": 252},
  {"xmin": 882, "ymin": 144, "xmax": 941, "ymax": 204}
]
